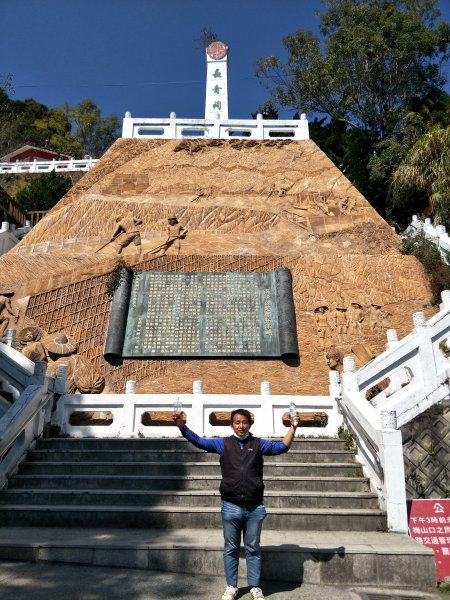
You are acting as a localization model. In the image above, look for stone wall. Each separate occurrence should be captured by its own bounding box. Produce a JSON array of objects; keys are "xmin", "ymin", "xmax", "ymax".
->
[{"xmin": 403, "ymin": 399, "xmax": 450, "ymax": 499}]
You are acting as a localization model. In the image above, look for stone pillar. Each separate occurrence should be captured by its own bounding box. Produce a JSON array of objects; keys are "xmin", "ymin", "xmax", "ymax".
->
[
  {"xmin": 260, "ymin": 381, "xmax": 271, "ymax": 395},
  {"xmin": 441, "ymin": 290, "xmax": 450, "ymax": 308},
  {"xmin": 412, "ymin": 312, "xmax": 426, "ymax": 329},
  {"xmin": 386, "ymin": 328, "xmax": 399, "ymax": 350},
  {"xmin": 5, "ymin": 329, "xmax": 16, "ymax": 348},
  {"xmin": 193, "ymin": 380, "xmax": 203, "ymax": 394},
  {"xmin": 205, "ymin": 41, "xmax": 229, "ymax": 120},
  {"xmin": 55, "ymin": 364, "xmax": 69, "ymax": 394},
  {"xmin": 1, "ymin": 222, "xmax": 8, "ymax": 232},
  {"xmin": 125, "ymin": 380, "xmax": 137, "ymax": 394}
]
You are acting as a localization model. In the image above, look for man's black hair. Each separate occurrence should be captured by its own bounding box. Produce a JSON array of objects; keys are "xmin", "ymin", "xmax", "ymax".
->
[{"xmin": 230, "ymin": 408, "xmax": 252, "ymax": 426}]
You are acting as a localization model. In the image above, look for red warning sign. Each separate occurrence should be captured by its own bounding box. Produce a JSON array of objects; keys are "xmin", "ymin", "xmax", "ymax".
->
[{"xmin": 408, "ymin": 499, "xmax": 450, "ymax": 581}]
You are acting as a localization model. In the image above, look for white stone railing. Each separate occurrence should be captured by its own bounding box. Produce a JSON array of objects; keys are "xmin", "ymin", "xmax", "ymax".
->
[
  {"xmin": 0, "ymin": 352, "xmax": 60, "ymax": 490},
  {"xmin": 406, "ymin": 215, "xmax": 450, "ymax": 263},
  {"xmin": 338, "ymin": 290, "xmax": 450, "ymax": 533},
  {"xmin": 0, "ymin": 158, "xmax": 98, "ymax": 174},
  {"xmin": 122, "ymin": 111, "xmax": 310, "ymax": 140},
  {"xmin": 52, "ymin": 382, "xmax": 340, "ymax": 439}
]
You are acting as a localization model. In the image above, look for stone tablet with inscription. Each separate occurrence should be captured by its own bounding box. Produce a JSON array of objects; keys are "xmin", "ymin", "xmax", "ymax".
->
[{"xmin": 104, "ymin": 268, "xmax": 298, "ymax": 359}]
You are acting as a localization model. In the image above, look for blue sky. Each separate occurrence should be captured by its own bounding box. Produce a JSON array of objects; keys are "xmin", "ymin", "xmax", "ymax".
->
[{"xmin": 1, "ymin": 0, "xmax": 450, "ymax": 124}]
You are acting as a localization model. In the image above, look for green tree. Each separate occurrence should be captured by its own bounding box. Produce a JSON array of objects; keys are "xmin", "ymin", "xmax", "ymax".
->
[
  {"xmin": 255, "ymin": 0, "xmax": 449, "ymax": 139},
  {"xmin": 391, "ymin": 124, "xmax": 450, "ymax": 225},
  {"xmin": 63, "ymin": 99, "xmax": 120, "ymax": 157},
  {"xmin": 15, "ymin": 172, "xmax": 72, "ymax": 212}
]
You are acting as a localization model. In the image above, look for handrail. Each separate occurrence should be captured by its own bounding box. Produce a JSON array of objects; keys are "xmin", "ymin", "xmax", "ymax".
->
[
  {"xmin": 339, "ymin": 290, "xmax": 450, "ymax": 533},
  {"xmin": 0, "ymin": 158, "xmax": 98, "ymax": 174}
]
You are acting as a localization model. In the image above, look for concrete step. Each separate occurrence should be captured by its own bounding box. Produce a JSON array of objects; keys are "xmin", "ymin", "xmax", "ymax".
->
[
  {"xmin": 0, "ymin": 489, "xmax": 380, "ymax": 509},
  {"xmin": 0, "ymin": 504, "xmax": 387, "ymax": 530},
  {"xmin": 36, "ymin": 438, "xmax": 349, "ymax": 451},
  {"xmin": 19, "ymin": 461, "xmax": 364, "ymax": 477},
  {"xmin": 7, "ymin": 474, "xmax": 372, "ymax": 492},
  {"xmin": 0, "ymin": 526, "xmax": 435, "ymax": 588},
  {"xmin": 27, "ymin": 448, "xmax": 356, "ymax": 464}
]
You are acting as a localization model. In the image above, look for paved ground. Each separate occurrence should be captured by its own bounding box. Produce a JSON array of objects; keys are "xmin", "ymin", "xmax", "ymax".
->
[{"xmin": 0, "ymin": 560, "xmax": 443, "ymax": 600}]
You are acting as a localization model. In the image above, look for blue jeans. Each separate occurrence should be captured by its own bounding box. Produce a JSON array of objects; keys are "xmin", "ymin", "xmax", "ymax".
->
[{"xmin": 221, "ymin": 500, "xmax": 267, "ymax": 587}]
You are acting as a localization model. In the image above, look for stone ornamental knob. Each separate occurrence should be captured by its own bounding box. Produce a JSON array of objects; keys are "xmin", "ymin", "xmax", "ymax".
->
[
  {"xmin": 425, "ymin": 218, "xmax": 432, "ymax": 226},
  {"xmin": 386, "ymin": 329, "xmax": 398, "ymax": 343},
  {"xmin": 436, "ymin": 225, "xmax": 446, "ymax": 236},
  {"xmin": 413, "ymin": 312, "xmax": 426, "ymax": 328},
  {"xmin": 261, "ymin": 381, "xmax": 271, "ymax": 395},
  {"xmin": 124, "ymin": 111, "xmax": 131, "ymax": 118},
  {"xmin": 125, "ymin": 380, "xmax": 137, "ymax": 394},
  {"xmin": 193, "ymin": 380, "xmax": 203, "ymax": 394},
  {"xmin": 170, "ymin": 112, "xmax": 176, "ymax": 119},
  {"xmin": 343, "ymin": 356, "xmax": 356, "ymax": 372},
  {"xmin": 441, "ymin": 290, "xmax": 450, "ymax": 306}
]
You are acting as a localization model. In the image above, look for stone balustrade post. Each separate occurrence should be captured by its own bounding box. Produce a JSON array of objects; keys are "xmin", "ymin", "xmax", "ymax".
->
[
  {"xmin": 55, "ymin": 364, "xmax": 68, "ymax": 394},
  {"xmin": 260, "ymin": 381, "xmax": 271, "ymax": 395},
  {"xmin": 386, "ymin": 328, "xmax": 399, "ymax": 350},
  {"xmin": 377, "ymin": 427, "xmax": 408, "ymax": 532},
  {"xmin": 193, "ymin": 380, "xmax": 203, "ymax": 394},
  {"xmin": 440, "ymin": 290, "xmax": 450, "ymax": 310},
  {"xmin": 125, "ymin": 380, "xmax": 137, "ymax": 394},
  {"xmin": 1, "ymin": 222, "xmax": 8, "ymax": 232},
  {"xmin": 412, "ymin": 311, "xmax": 426, "ymax": 330},
  {"xmin": 341, "ymin": 356, "xmax": 358, "ymax": 395},
  {"xmin": 5, "ymin": 329, "xmax": 16, "ymax": 348}
]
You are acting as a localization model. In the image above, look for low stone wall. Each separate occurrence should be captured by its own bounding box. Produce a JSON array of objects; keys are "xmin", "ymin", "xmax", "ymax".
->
[{"xmin": 402, "ymin": 399, "xmax": 450, "ymax": 499}]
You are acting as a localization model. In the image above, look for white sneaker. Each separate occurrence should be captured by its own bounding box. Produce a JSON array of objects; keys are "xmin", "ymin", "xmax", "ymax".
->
[
  {"xmin": 250, "ymin": 587, "xmax": 265, "ymax": 600},
  {"xmin": 221, "ymin": 585, "xmax": 238, "ymax": 600}
]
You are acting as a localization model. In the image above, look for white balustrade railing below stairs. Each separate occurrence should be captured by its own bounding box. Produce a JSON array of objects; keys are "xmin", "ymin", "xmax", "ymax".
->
[{"xmin": 339, "ymin": 290, "xmax": 450, "ymax": 533}]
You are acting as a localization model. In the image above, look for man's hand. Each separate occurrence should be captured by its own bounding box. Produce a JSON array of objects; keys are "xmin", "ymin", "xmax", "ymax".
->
[{"xmin": 172, "ymin": 411, "xmax": 186, "ymax": 429}]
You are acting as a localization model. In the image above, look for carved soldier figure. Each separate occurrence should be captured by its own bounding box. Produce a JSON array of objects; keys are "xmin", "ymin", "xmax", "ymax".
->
[
  {"xmin": 366, "ymin": 303, "xmax": 390, "ymax": 333},
  {"xmin": 347, "ymin": 302, "xmax": 365, "ymax": 337},
  {"xmin": 0, "ymin": 290, "xmax": 19, "ymax": 338},
  {"xmin": 146, "ymin": 216, "xmax": 188, "ymax": 257},
  {"xmin": 325, "ymin": 346, "xmax": 342, "ymax": 372},
  {"xmin": 314, "ymin": 305, "xmax": 329, "ymax": 350}
]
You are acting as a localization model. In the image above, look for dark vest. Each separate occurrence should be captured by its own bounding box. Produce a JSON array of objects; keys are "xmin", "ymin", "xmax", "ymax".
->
[{"xmin": 219, "ymin": 435, "xmax": 264, "ymax": 504}]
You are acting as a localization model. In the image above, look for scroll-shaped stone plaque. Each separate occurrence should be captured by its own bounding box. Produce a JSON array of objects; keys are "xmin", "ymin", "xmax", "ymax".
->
[{"xmin": 104, "ymin": 268, "xmax": 298, "ymax": 360}]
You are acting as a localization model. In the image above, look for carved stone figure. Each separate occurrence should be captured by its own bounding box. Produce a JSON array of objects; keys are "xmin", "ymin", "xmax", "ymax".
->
[
  {"xmin": 97, "ymin": 214, "xmax": 143, "ymax": 257},
  {"xmin": 18, "ymin": 326, "xmax": 47, "ymax": 362},
  {"xmin": 191, "ymin": 186, "xmax": 212, "ymax": 203},
  {"xmin": 325, "ymin": 346, "xmax": 342, "ymax": 372},
  {"xmin": 0, "ymin": 290, "xmax": 19, "ymax": 338},
  {"xmin": 347, "ymin": 302, "xmax": 364, "ymax": 337},
  {"xmin": 366, "ymin": 303, "xmax": 390, "ymax": 333},
  {"xmin": 146, "ymin": 216, "xmax": 188, "ymax": 257},
  {"xmin": 338, "ymin": 196, "xmax": 356, "ymax": 215},
  {"xmin": 44, "ymin": 332, "xmax": 105, "ymax": 394},
  {"xmin": 333, "ymin": 306, "xmax": 347, "ymax": 337},
  {"xmin": 314, "ymin": 305, "xmax": 329, "ymax": 350}
]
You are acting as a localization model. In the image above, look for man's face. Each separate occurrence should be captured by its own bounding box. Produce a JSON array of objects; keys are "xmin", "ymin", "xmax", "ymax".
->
[
  {"xmin": 168, "ymin": 219, "xmax": 177, "ymax": 225},
  {"xmin": 231, "ymin": 414, "xmax": 251, "ymax": 436}
]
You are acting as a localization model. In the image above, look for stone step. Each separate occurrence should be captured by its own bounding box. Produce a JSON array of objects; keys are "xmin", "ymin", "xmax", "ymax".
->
[
  {"xmin": 0, "ymin": 505, "xmax": 387, "ymax": 531},
  {"xmin": 0, "ymin": 527, "xmax": 435, "ymax": 587},
  {"xmin": 19, "ymin": 461, "xmax": 364, "ymax": 477},
  {"xmin": 8, "ymin": 474, "xmax": 371, "ymax": 493},
  {"xmin": 27, "ymin": 448, "xmax": 356, "ymax": 464},
  {"xmin": 35, "ymin": 438, "xmax": 348, "ymax": 451},
  {"xmin": 0, "ymin": 489, "xmax": 380, "ymax": 509}
]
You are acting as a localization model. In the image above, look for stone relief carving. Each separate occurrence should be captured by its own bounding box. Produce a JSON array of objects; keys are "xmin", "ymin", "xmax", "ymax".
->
[
  {"xmin": 18, "ymin": 326, "xmax": 47, "ymax": 362},
  {"xmin": 145, "ymin": 216, "xmax": 188, "ymax": 257},
  {"xmin": 325, "ymin": 346, "xmax": 342, "ymax": 372},
  {"xmin": 97, "ymin": 214, "xmax": 143, "ymax": 258},
  {"xmin": 191, "ymin": 186, "xmax": 212, "ymax": 203},
  {"xmin": 366, "ymin": 303, "xmax": 391, "ymax": 333},
  {"xmin": 0, "ymin": 290, "xmax": 20, "ymax": 339},
  {"xmin": 314, "ymin": 305, "xmax": 329, "ymax": 350},
  {"xmin": 346, "ymin": 302, "xmax": 365, "ymax": 336},
  {"xmin": 32, "ymin": 332, "xmax": 106, "ymax": 394}
]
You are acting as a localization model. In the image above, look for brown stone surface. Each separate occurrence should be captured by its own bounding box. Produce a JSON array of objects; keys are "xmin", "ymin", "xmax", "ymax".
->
[{"xmin": 0, "ymin": 138, "xmax": 436, "ymax": 395}]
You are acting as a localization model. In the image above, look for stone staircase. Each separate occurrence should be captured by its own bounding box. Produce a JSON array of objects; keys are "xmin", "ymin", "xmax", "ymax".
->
[{"xmin": 0, "ymin": 436, "xmax": 436, "ymax": 587}]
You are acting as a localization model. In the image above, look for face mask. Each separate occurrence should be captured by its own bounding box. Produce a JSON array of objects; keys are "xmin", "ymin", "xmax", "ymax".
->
[{"xmin": 233, "ymin": 432, "xmax": 250, "ymax": 441}]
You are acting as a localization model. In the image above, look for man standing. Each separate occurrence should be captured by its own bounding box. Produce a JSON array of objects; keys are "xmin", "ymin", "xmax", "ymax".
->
[{"xmin": 173, "ymin": 408, "xmax": 299, "ymax": 600}]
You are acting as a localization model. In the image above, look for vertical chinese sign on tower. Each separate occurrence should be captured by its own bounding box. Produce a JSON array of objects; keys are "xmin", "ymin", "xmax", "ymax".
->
[
  {"xmin": 408, "ymin": 499, "xmax": 450, "ymax": 581},
  {"xmin": 205, "ymin": 41, "xmax": 229, "ymax": 120}
]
